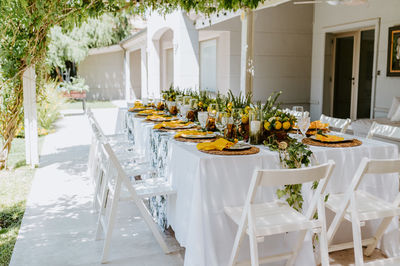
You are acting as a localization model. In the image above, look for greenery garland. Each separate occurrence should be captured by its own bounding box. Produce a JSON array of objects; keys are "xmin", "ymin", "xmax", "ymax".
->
[{"xmin": 264, "ymin": 135, "xmax": 313, "ymax": 212}]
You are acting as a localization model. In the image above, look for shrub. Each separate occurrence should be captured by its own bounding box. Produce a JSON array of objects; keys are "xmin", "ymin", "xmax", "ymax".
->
[{"xmin": 58, "ymin": 76, "xmax": 89, "ymax": 93}]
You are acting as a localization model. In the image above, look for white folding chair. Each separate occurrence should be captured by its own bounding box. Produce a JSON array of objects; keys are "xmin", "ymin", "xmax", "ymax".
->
[
  {"xmin": 320, "ymin": 114, "xmax": 352, "ymax": 134},
  {"xmin": 225, "ymin": 161, "xmax": 335, "ymax": 266},
  {"xmin": 326, "ymin": 158, "xmax": 400, "ymax": 266},
  {"xmin": 95, "ymin": 142, "xmax": 179, "ymax": 263},
  {"xmin": 86, "ymin": 111, "xmax": 152, "ymax": 211},
  {"xmin": 367, "ymin": 122, "xmax": 400, "ymax": 148}
]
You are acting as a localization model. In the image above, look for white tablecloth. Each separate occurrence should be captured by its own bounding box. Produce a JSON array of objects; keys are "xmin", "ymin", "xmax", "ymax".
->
[
  {"xmin": 127, "ymin": 116, "xmax": 399, "ymax": 266},
  {"xmin": 165, "ymin": 138, "xmax": 399, "ymax": 266}
]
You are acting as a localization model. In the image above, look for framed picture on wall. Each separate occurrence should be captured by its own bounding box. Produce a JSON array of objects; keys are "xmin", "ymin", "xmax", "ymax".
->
[{"xmin": 387, "ymin": 25, "xmax": 400, "ymax": 76}]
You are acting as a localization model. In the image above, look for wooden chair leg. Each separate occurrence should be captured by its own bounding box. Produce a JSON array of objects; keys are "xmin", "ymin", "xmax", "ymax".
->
[
  {"xmin": 318, "ymin": 196, "xmax": 329, "ymax": 266},
  {"xmin": 228, "ymin": 219, "xmax": 247, "ymax": 266},
  {"xmin": 350, "ymin": 194, "xmax": 364, "ymax": 266},
  {"xmin": 285, "ymin": 230, "xmax": 307, "ymax": 266},
  {"xmin": 248, "ymin": 206, "xmax": 259, "ymax": 266},
  {"xmin": 364, "ymin": 216, "xmax": 393, "ymax": 256},
  {"xmin": 95, "ymin": 187, "xmax": 109, "ymax": 240},
  {"xmin": 101, "ymin": 179, "xmax": 122, "ymax": 263}
]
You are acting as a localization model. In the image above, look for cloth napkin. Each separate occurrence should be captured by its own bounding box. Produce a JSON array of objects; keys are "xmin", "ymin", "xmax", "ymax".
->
[{"xmin": 196, "ymin": 138, "xmax": 234, "ymax": 151}]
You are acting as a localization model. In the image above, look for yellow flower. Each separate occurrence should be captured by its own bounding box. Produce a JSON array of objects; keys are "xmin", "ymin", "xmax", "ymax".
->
[
  {"xmin": 244, "ymin": 106, "xmax": 251, "ymax": 114},
  {"xmin": 283, "ymin": 121, "xmax": 291, "ymax": 130},
  {"xmin": 274, "ymin": 121, "xmax": 282, "ymax": 130},
  {"xmin": 198, "ymin": 102, "xmax": 203, "ymax": 108},
  {"xmin": 264, "ymin": 121, "xmax": 271, "ymax": 131}
]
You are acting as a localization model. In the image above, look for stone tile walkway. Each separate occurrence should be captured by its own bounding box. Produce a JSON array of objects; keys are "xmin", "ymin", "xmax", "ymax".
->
[{"xmin": 10, "ymin": 108, "xmax": 183, "ymax": 266}]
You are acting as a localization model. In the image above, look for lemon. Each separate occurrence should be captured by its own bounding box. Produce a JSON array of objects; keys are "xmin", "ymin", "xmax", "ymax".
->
[
  {"xmin": 264, "ymin": 121, "xmax": 271, "ymax": 130},
  {"xmin": 241, "ymin": 115, "xmax": 249, "ymax": 124},
  {"xmin": 283, "ymin": 121, "xmax": 291, "ymax": 130},
  {"xmin": 274, "ymin": 121, "xmax": 282, "ymax": 130}
]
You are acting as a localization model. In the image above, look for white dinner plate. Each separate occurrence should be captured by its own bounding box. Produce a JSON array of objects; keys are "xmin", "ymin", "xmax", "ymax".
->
[
  {"xmin": 181, "ymin": 132, "xmax": 216, "ymax": 139},
  {"xmin": 225, "ymin": 143, "xmax": 252, "ymax": 150}
]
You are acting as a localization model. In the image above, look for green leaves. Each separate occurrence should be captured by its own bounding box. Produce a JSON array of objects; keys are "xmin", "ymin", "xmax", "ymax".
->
[{"xmin": 264, "ymin": 135, "xmax": 313, "ymax": 212}]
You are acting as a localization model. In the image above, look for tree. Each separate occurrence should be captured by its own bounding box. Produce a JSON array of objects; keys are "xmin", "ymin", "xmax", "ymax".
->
[
  {"xmin": 0, "ymin": 0, "xmax": 266, "ymax": 169},
  {"xmin": 46, "ymin": 13, "xmax": 131, "ymax": 80}
]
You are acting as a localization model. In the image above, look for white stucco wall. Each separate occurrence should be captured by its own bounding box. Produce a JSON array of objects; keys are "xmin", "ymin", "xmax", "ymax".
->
[
  {"xmin": 253, "ymin": 3, "xmax": 313, "ymax": 105},
  {"xmin": 147, "ymin": 11, "xmax": 199, "ymax": 97},
  {"xmin": 311, "ymin": 0, "xmax": 400, "ymax": 120},
  {"xmin": 78, "ymin": 50, "xmax": 125, "ymax": 100},
  {"xmin": 203, "ymin": 3, "xmax": 313, "ymax": 106}
]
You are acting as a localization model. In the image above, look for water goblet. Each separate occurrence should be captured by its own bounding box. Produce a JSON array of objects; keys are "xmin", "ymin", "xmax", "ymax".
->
[
  {"xmin": 216, "ymin": 112, "xmax": 228, "ymax": 135},
  {"xmin": 198, "ymin": 111, "xmax": 208, "ymax": 130},
  {"xmin": 298, "ymin": 114, "xmax": 311, "ymax": 138}
]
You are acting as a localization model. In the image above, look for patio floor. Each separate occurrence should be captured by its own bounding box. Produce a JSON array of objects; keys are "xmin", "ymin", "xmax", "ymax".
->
[
  {"xmin": 10, "ymin": 108, "xmax": 183, "ymax": 266},
  {"xmin": 9, "ymin": 106, "xmax": 386, "ymax": 266}
]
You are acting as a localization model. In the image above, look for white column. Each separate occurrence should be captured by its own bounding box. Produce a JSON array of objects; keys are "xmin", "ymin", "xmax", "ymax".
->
[
  {"xmin": 23, "ymin": 66, "xmax": 39, "ymax": 167},
  {"xmin": 124, "ymin": 50, "xmax": 131, "ymax": 101},
  {"xmin": 141, "ymin": 46, "xmax": 148, "ymax": 98},
  {"xmin": 240, "ymin": 10, "xmax": 254, "ymax": 95}
]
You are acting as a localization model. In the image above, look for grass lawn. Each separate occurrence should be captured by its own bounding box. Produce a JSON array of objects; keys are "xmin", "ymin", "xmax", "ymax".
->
[
  {"xmin": 0, "ymin": 137, "xmax": 44, "ymax": 266},
  {"xmin": 61, "ymin": 100, "xmax": 116, "ymax": 110}
]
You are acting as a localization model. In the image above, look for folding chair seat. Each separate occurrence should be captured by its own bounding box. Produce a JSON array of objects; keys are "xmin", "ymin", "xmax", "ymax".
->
[
  {"xmin": 326, "ymin": 158, "xmax": 400, "ymax": 265},
  {"xmin": 225, "ymin": 161, "xmax": 335, "ymax": 266},
  {"xmin": 95, "ymin": 142, "xmax": 180, "ymax": 263}
]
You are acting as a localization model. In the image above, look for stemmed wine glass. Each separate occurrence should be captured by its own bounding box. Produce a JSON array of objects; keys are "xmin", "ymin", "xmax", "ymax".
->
[
  {"xmin": 176, "ymin": 95, "xmax": 183, "ymax": 120},
  {"xmin": 293, "ymin": 106, "xmax": 304, "ymax": 136},
  {"xmin": 298, "ymin": 112, "xmax": 311, "ymax": 138},
  {"xmin": 216, "ymin": 112, "xmax": 229, "ymax": 136},
  {"xmin": 232, "ymin": 108, "xmax": 243, "ymax": 130}
]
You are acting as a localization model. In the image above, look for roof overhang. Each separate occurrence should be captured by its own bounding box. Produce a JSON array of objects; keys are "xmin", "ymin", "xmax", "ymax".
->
[
  {"xmin": 195, "ymin": 0, "xmax": 292, "ymax": 30},
  {"xmin": 88, "ymin": 44, "xmax": 123, "ymax": 55}
]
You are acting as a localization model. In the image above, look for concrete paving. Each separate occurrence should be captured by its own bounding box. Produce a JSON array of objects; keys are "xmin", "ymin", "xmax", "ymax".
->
[{"xmin": 10, "ymin": 108, "xmax": 183, "ymax": 266}]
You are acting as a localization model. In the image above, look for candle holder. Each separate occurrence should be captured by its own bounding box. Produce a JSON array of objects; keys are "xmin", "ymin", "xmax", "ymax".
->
[{"xmin": 249, "ymin": 109, "xmax": 263, "ymax": 145}]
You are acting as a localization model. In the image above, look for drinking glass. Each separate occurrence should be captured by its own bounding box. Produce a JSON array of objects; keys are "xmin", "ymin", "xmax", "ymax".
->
[
  {"xmin": 148, "ymin": 94, "xmax": 154, "ymax": 107},
  {"xmin": 216, "ymin": 112, "xmax": 228, "ymax": 135},
  {"xmin": 208, "ymin": 103, "xmax": 218, "ymax": 119},
  {"xmin": 292, "ymin": 106, "xmax": 304, "ymax": 135},
  {"xmin": 183, "ymin": 96, "xmax": 191, "ymax": 106},
  {"xmin": 161, "ymin": 92, "xmax": 168, "ymax": 102},
  {"xmin": 298, "ymin": 114, "xmax": 311, "ymax": 138},
  {"xmin": 232, "ymin": 108, "xmax": 243, "ymax": 128},
  {"xmin": 176, "ymin": 95, "xmax": 183, "ymax": 119},
  {"xmin": 198, "ymin": 111, "xmax": 208, "ymax": 130},
  {"xmin": 189, "ymin": 98, "xmax": 198, "ymax": 110}
]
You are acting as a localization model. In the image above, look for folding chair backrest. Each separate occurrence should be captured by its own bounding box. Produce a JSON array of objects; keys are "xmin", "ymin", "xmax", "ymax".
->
[
  {"xmin": 320, "ymin": 114, "xmax": 351, "ymax": 133},
  {"xmin": 365, "ymin": 159, "xmax": 400, "ymax": 174},
  {"xmin": 101, "ymin": 143, "xmax": 139, "ymax": 200},
  {"xmin": 367, "ymin": 121, "xmax": 400, "ymax": 142},
  {"xmin": 258, "ymin": 162, "xmax": 335, "ymax": 187},
  {"xmin": 252, "ymin": 161, "xmax": 335, "ymax": 219}
]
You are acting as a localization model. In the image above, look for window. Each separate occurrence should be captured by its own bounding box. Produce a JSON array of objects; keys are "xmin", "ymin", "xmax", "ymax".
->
[{"xmin": 200, "ymin": 39, "xmax": 217, "ymax": 92}]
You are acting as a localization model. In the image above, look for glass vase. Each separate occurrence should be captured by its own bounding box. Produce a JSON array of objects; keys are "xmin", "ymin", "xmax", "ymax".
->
[{"xmin": 249, "ymin": 109, "xmax": 263, "ymax": 145}]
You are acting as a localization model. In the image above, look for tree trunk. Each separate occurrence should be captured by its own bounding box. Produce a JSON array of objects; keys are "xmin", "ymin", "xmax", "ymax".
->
[{"xmin": 0, "ymin": 75, "xmax": 24, "ymax": 170}]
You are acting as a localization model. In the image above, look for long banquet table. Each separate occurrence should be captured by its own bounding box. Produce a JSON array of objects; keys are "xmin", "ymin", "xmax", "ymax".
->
[{"xmin": 127, "ymin": 112, "xmax": 400, "ymax": 266}]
